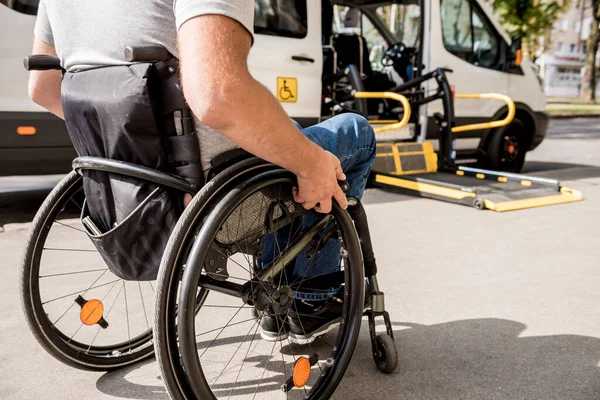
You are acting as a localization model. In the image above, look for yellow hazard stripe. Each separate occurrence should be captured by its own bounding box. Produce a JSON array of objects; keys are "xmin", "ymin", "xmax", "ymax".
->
[
  {"xmin": 391, "ymin": 144, "xmax": 402, "ymax": 174},
  {"xmin": 374, "ymin": 174, "xmax": 476, "ymax": 200},
  {"xmin": 483, "ymin": 187, "xmax": 583, "ymax": 212}
]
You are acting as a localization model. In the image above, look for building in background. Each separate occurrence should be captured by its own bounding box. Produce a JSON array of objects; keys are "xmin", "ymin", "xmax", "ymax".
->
[{"xmin": 535, "ymin": 0, "xmax": 600, "ymax": 98}]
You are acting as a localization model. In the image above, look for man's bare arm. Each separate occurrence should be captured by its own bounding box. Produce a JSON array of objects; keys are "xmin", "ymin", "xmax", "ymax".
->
[
  {"xmin": 178, "ymin": 15, "xmax": 347, "ymax": 212},
  {"xmin": 28, "ymin": 37, "xmax": 64, "ymax": 119}
]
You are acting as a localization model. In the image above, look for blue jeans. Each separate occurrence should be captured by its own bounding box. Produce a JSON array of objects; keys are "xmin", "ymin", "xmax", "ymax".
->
[{"xmin": 262, "ymin": 114, "xmax": 376, "ymax": 301}]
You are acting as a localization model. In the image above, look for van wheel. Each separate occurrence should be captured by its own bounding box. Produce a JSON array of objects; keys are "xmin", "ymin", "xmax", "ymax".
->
[{"xmin": 486, "ymin": 119, "xmax": 527, "ymax": 173}]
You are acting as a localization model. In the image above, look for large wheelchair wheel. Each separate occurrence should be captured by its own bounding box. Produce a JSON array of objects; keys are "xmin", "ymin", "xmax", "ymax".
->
[
  {"xmin": 20, "ymin": 171, "xmax": 155, "ymax": 370},
  {"xmin": 155, "ymin": 159, "xmax": 365, "ymax": 399}
]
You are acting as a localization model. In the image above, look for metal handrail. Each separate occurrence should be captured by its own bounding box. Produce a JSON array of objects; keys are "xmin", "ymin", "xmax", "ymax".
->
[
  {"xmin": 452, "ymin": 93, "xmax": 515, "ymax": 133},
  {"xmin": 354, "ymin": 91, "xmax": 412, "ymax": 133}
]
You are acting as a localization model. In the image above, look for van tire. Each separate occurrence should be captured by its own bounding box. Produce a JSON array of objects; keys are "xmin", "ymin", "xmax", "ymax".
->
[{"xmin": 486, "ymin": 118, "xmax": 527, "ymax": 173}]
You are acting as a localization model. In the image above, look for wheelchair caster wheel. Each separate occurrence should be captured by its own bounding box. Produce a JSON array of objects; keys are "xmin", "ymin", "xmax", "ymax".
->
[{"xmin": 373, "ymin": 333, "xmax": 398, "ymax": 374}]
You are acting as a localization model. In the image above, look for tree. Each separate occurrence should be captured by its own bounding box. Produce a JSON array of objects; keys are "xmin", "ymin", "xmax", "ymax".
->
[
  {"xmin": 490, "ymin": 0, "xmax": 568, "ymax": 57},
  {"xmin": 581, "ymin": 0, "xmax": 600, "ymax": 102}
]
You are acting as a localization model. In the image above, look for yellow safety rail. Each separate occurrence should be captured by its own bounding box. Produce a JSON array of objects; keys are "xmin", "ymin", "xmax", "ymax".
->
[
  {"xmin": 354, "ymin": 91, "xmax": 411, "ymax": 134},
  {"xmin": 452, "ymin": 93, "xmax": 515, "ymax": 133}
]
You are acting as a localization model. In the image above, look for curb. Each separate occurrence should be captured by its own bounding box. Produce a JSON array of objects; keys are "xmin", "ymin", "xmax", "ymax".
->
[{"xmin": 548, "ymin": 113, "xmax": 600, "ymax": 119}]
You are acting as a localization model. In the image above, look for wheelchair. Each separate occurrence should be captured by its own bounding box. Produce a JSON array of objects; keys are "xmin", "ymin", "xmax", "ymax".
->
[{"xmin": 20, "ymin": 46, "xmax": 397, "ymax": 399}]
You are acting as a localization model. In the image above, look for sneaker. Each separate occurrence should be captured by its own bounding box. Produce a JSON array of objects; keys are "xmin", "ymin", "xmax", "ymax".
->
[
  {"xmin": 259, "ymin": 312, "xmax": 289, "ymax": 342},
  {"xmin": 287, "ymin": 296, "xmax": 344, "ymax": 345}
]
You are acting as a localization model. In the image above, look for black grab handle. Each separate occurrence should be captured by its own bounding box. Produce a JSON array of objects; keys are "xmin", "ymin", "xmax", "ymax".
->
[
  {"xmin": 124, "ymin": 45, "xmax": 170, "ymax": 62},
  {"xmin": 23, "ymin": 55, "xmax": 62, "ymax": 71}
]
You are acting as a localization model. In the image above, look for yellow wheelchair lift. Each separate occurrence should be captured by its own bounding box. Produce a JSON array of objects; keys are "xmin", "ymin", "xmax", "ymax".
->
[{"xmin": 355, "ymin": 69, "xmax": 582, "ymax": 212}]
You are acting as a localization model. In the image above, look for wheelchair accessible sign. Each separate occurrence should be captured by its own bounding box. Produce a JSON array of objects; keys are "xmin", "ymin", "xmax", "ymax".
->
[{"xmin": 277, "ymin": 77, "xmax": 297, "ymax": 103}]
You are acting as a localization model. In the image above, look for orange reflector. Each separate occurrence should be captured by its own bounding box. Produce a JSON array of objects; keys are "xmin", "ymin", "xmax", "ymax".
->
[
  {"xmin": 515, "ymin": 49, "xmax": 523, "ymax": 66},
  {"xmin": 521, "ymin": 180, "xmax": 532, "ymax": 187},
  {"xmin": 17, "ymin": 126, "xmax": 36, "ymax": 135},
  {"xmin": 476, "ymin": 173, "xmax": 485, "ymax": 179},
  {"xmin": 292, "ymin": 357, "xmax": 311, "ymax": 388},
  {"xmin": 80, "ymin": 299, "xmax": 104, "ymax": 326}
]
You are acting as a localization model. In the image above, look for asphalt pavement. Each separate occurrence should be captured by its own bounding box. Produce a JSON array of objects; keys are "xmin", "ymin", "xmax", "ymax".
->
[{"xmin": 1, "ymin": 118, "xmax": 599, "ymax": 399}]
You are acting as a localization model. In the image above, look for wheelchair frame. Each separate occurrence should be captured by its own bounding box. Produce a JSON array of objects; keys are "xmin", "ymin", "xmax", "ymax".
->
[{"xmin": 21, "ymin": 46, "xmax": 399, "ymax": 398}]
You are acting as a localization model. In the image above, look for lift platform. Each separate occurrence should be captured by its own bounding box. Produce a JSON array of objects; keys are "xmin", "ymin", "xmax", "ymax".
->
[{"xmin": 357, "ymin": 68, "xmax": 583, "ymax": 212}]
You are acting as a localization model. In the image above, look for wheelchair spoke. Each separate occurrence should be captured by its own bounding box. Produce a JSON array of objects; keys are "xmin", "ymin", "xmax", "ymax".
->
[
  {"xmin": 197, "ymin": 316, "xmax": 257, "ymax": 339},
  {"xmin": 85, "ymin": 280, "xmax": 124, "ymax": 353},
  {"xmin": 283, "ymin": 319, "xmax": 310, "ymax": 396},
  {"xmin": 50, "ymin": 265, "xmax": 110, "ymax": 326},
  {"xmin": 211, "ymin": 317, "xmax": 260, "ymax": 387},
  {"xmin": 227, "ymin": 314, "xmax": 262, "ymax": 399},
  {"xmin": 288, "ymin": 239, "xmax": 336, "ymax": 289},
  {"xmin": 252, "ymin": 325, "xmax": 281, "ymax": 399},
  {"xmin": 43, "ymin": 276, "xmax": 116, "ymax": 305},
  {"xmin": 278, "ymin": 326, "xmax": 289, "ymax": 400},
  {"xmin": 40, "ymin": 268, "xmax": 108, "ymax": 278},
  {"xmin": 68, "ymin": 280, "xmax": 122, "ymax": 345},
  {"xmin": 216, "ymin": 243, "xmax": 271, "ymax": 299},
  {"xmin": 69, "ymin": 196, "xmax": 83, "ymax": 211},
  {"xmin": 287, "ymin": 230, "xmax": 327, "ymax": 298},
  {"xmin": 53, "ymin": 220, "xmax": 86, "ymax": 234},
  {"xmin": 202, "ymin": 304, "xmax": 252, "ymax": 309},
  {"xmin": 197, "ymin": 304, "xmax": 246, "ymax": 359},
  {"xmin": 291, "ymin": 300, "xmax": 324, "ymax": 375},
  {"xmin": 137, "ymin": 282, "xmax": 150, "ymax": 331},
  {"xmin": 123, "ymin": 281, "xmax": 131, "ymax": 349}
]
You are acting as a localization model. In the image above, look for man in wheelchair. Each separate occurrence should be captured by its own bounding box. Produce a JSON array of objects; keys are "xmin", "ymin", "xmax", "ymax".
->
[{"xmin": 29, "ymin": 0, "xmax": 376, "ymax": 345}]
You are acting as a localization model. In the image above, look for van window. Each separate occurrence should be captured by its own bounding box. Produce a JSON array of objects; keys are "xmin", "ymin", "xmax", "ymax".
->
[
  {"xmin": 375, "ymin": 4, "xmax": 420, "ymax": 47},
  {"xmin": 440, "ymin": 0, "xmax": 500, "ymax": 69},
  {"xmin": 254, "ymin": 0, "xmax": 308, "ymax": 39},
  {"xmin": 357, "ymin": 13, "xmax": 384, "ymax": 71},
  {"xmin": 0, "ymin": 0, "xmax": 39, "ymax": 15}
]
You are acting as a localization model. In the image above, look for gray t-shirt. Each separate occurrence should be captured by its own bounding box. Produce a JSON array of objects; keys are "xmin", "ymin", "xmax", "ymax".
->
[{"xmin": 34, "ymin": 0, "xmax": 254, "ymax": 172}]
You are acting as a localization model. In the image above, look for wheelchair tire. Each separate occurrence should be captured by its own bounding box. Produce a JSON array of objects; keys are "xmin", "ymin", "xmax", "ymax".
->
[
  {"xmin": 155, "ymin": 160, "xmax": 365, "ymax": 399},
  {"xmin": 374, "ymin": 334, "xmax": 398, "ymax": 374},
  {"xmin": 20, "ymin": 171, "xmax": 155, "ymax": 371}
]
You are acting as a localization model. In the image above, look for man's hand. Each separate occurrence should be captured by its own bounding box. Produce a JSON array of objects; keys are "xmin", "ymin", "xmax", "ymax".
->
[{"xmin": 293, "ymin": 151, "xmax": 348, "ymax": 214}]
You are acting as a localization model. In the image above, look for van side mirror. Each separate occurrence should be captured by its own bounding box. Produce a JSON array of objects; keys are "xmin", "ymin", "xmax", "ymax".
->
[{"xmin": 509, "ymin": 35, "xmax": 523, "ymax": 67}]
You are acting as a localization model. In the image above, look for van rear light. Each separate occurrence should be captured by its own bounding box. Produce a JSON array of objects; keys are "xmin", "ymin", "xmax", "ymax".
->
[
  {"xmin": 450, "ymin": 85, "xmax": 456, "ymax": 102},
  {"xmin": 17, "ymin": 126, "xmax": 36, "ymax": 135}
]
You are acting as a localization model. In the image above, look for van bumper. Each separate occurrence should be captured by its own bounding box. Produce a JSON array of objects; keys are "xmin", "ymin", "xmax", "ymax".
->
[{"xmin": 530, "ymin": 111, "xmax": 549, "ymax": 150}]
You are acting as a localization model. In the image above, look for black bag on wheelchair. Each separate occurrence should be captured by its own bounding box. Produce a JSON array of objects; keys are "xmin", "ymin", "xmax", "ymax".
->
[{"xmin": 61, "ymin": 59, "xmax": 202, "ymax": 281}]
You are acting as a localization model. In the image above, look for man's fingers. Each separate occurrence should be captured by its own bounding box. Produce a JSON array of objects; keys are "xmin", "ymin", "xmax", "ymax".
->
[
  {"xmin": 293, "ymin": 186, "xmax": 306, "ymax": 204},
  {"xmin": 183, "ymin": 193, "xmax": 193, "ymax": 208},
  {"xmin": 315, "ymin": 198, "xmax": 332, "ymax": 214},
  {"xmin": 301, "ymin": 201, "xmax": 318, "ymax": 210},
  {"xmin": 333, "ymin": 186, "xmax": 348, "ymax": 209},
  {"xmin": 336, "ymin": 167, "xmax": 346, "ymax": 181}
]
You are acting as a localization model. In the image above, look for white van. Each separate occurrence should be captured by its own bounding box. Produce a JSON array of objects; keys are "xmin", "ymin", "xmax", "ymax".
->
[{"xmin": 1, "ymin": 0, "xmax": 548, "ymax": 175}]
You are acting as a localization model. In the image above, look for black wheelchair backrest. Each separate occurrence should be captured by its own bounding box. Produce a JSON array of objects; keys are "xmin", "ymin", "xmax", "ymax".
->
[{"xmin": 26, "ymin": 46, "xmax": 202, "ymax": 281}]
